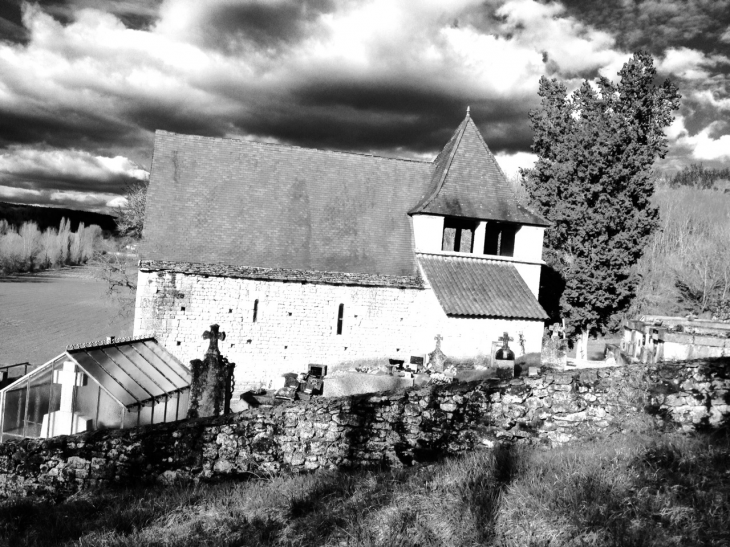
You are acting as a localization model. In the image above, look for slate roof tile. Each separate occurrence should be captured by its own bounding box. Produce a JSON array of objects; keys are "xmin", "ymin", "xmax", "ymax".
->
[
  {"xmin": 410, "ymin": 115, "xmax": 549, "ymax": 226},
  {"xmin": 418, "ymin": 254, "xmax": 549, "ymax": 319},
  {"xmin": 141, "ymin": 132, "xmax": 433, "ymax": 277}
]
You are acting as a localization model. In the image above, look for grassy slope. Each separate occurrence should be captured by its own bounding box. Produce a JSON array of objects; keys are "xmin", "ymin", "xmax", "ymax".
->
[{"xmin": 2, "ymin": 428, "xmax": 729, "ymax": 547}]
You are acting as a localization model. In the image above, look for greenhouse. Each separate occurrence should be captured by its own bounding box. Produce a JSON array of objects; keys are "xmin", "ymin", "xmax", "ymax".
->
[{"xmin": 0, "ymin": 336, "xmax": 191, "ymax": 442}]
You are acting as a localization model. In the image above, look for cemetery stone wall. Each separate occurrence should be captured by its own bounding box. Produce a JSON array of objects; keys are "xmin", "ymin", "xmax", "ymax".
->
[{"xmin": 2, "ymin": 361, "xmax": 728, "ymax": 501}]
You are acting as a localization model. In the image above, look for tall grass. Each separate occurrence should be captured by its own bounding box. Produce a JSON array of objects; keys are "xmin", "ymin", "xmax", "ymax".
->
[
  {"xmin": 1, "ymin": 430, "xmax": 728, "ymax": 546},
  {"xmin": 0, "ymin": 218, "xmax": 101, "ymax": 275},
  {"xmin": 633, "ymin": 184, "xmax": 730, "ymax": 318}
]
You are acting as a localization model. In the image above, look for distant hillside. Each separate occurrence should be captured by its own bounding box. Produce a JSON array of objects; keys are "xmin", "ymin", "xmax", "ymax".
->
[{"xmin": 0, "ymin": 202, "xmax": 117, "ymax": 233}]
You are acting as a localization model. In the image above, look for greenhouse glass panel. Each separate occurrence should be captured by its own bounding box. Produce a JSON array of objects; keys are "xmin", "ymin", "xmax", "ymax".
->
[
  {"xmin": 139, "ymin": 403, "xmax": 153, "ymax": 426},
  {"xmin": 164, "ymin": 394, "xmax": 179, "ymax": 422},
  {"xmin": 177, "ymin": 389, "xmax": 190, "ymax": 421},
  {"xmin": 0, "ymin": 337, "xmax": 191, "ymax": 442},
  {"xmin": 1, "ymin": 385, "xmax": 27, "ymax": 440},
  {"xmin": 28, "ymin": 362, "xmax": 61, "ymax": 438},
  {"xmin": 123, "ymin": 406, "xmax": 140, "ymax": 429},
  {"xmin": 96, "ymin": 388, "xmax": 124, "ymax": 430},
  {"xmin": 0, "ymin": 357, "xmax": 63, "ymax": 441},
  {"xmin": 0, "ymin": 363, "xmax": 32, "ymax": 390}
]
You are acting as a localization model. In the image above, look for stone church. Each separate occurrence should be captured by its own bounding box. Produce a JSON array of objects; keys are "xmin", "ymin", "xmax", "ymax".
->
[{"xmin": 134, "ymin": 112, "xmax": 550, "ymax": 392}]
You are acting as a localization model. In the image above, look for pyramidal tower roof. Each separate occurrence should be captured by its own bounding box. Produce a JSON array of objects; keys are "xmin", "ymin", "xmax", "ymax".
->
[{"xmin": 410, "ymin": 111, "xmax": 549, "ymax": 226}]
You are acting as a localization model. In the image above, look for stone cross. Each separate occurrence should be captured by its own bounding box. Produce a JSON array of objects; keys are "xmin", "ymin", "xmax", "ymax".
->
[
  {"xmin": 188, "ymin": 324, "xmax": 235, "ymax": 419},
  {"xmin": 550, "ymin": 323, "xmax": 565, "ymax": 339},
  {"xmin": 203, "ymin": 324, "xmax": 226, "ymax": 355},
  {"xmin": 498, "ymin": 332, "xmax": 513, "ymax": 347},
  {"xmin": 429, "ymin": 334, "xmax": 446, "ymax": 373}
]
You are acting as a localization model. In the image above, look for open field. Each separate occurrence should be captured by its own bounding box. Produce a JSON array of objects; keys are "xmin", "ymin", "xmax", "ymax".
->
[
  {"xmin": 0, "ymin": 265, "xmax": 134, "ymax": 366},
  {"xmin": 1, "ymin": 428, "xmax": 728, "ymax": 547}
]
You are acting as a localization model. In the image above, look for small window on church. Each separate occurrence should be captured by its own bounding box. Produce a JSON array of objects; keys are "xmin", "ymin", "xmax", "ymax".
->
[
  {"xmin": 484, "ymin": 222, "xmax": 518, "ymax": 257},
  {"xmin": 252, "ymin": 299, "xmax": 259, "ymax": 323},
  {"xmin": 442, "ymin": 217, "xmax": 476, "ymax": 253},
  {"xmin": 337, "ymin": 304, "xmax": 344, "ymax": 335}
]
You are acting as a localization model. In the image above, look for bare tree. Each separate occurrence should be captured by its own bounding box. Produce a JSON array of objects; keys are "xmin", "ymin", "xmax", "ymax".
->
[
  {"xmin": 94, "ymin": 179, "xmax": 147, "ymax": 317},
  {"xmin": 94, "ymin": 247, "xmax": 138, "ymax": 318},
  {"xmin": 115, "ymin": 179, "xmax": 148, "ymax": 239}
]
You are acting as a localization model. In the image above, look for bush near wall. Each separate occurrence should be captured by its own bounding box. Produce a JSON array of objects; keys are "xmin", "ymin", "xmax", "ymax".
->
[{"xmin": 1, "ymin": 359, "xmax": 729, "ymax": 501}]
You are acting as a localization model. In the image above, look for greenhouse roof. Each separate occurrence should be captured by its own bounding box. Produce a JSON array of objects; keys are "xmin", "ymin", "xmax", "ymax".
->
[
  {"xmin": 65, "ymin": 336, "xmax": 191, "ymax": 408},
  {"xmin": 0, "ymin": 336, "xmax": 191, "ymax": 409}
]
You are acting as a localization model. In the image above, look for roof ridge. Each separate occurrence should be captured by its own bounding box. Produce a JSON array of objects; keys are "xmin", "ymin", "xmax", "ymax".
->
[
  {"xmin": 66, "ymin": 334, "xmax": 157, "ymax": 351},
  {"xmin": 155, "ymin": 129, "xmax": 433, "ymax": 165},
  {"xmin": 408, "ymin": 115, "xmax": 469, "ymax": 214}
]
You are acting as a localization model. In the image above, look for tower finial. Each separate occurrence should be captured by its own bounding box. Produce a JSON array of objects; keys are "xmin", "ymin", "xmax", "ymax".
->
[{"xmin": 466, "ymin": 105, "xmax": 470, "ymax": 116}]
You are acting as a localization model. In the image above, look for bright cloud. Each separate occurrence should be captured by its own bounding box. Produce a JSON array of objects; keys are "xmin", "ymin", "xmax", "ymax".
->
[
  {"xmin": 657, "ymin": 47, "xmax": 714, "ymax": 80},
  {"xmin": 670, "ymin": 117, "xmax": 730, "ymax": 162},
  {"xmin": 0, "ymin": 148, "xmax": 148, "ymax": 183},
  {"xmin": 495, "ymin": 151, "xmax": 537, "ymax": 178},
  {"xmin": 0, "ymin": 184, "xmax": 126, "ymax": 213}
]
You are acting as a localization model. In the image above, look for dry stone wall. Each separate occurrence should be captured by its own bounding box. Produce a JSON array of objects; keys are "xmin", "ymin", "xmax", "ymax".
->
[
  {"xmin": 1, "ymin": 360, "xmax": 729, "ymax": 501},
  {"xmin": 133, "ymin": 269, "xmax": 544, "ymax": 393}
]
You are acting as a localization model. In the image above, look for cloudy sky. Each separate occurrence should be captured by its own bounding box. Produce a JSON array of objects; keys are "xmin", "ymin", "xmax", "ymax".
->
[{"xmin": 0, "ymin": 0, "xmax": 728, "ymax": 213}]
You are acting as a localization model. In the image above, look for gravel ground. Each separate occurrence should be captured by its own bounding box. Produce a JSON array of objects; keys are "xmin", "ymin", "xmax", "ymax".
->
[{"xmin": 0, "ymin": 265, "xmax": 133, "ymax": 366}]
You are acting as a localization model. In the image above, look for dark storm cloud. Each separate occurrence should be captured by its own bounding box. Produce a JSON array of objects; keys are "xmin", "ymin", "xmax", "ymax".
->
[
  {"xmin": 0, "ymin": 170, "xmax": 135, "ymax": 195},
  {"xmin": 556, "ymin": 0, "xmax": 730, "ymax": 56},
  {"xmin": 197, "ymin": 0, "xmax": 335, "ymax": 51},
  {"xmin": 0, "ymin": 148, "xmax": 147, "ymax": 196},
  {"xmin": 37, "ymin": 0, "xmax": 161, "ymax": 30},
  {"xmin": 0, "ymin": 105, "xmax": 146, "ymax": 153},
  {"xmin": 240, "ymin": 84, "xmax": 536, "ymax": 154}
]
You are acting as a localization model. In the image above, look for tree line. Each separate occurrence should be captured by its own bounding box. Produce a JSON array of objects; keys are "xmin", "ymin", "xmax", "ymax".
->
[
  {"xmin": 0, "ymin": 201, "xmax": 117, "ymax": 233},
  {"xmin": 0, "ymin": 218, "xmax": 101, "ymax": 275}
]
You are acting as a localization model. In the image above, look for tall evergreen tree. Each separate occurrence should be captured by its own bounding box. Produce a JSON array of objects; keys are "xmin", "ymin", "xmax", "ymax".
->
[{"xmin": 522, "ymin": 52, "xmax": 681, "ymax": 359}]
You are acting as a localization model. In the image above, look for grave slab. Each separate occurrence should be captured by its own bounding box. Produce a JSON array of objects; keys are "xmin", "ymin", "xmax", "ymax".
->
[{"xmin": 322, "ymin": 373, "xmax": 414, "ymax": 398}]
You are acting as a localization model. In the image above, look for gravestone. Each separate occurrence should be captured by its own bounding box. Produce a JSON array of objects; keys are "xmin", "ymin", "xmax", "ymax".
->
[
  {"xmin": 428, "ymin": 334, "xmax": 446, "ymax": 373},
  {"xmin": 542, "ymin": 322, "xmax": 568, "ymax": 368},
  {"xmin": 187, "ymin": 324, "xmax": 236, "ymax": 419},
  {"xmin": 494, "ymin": 332, "xmax": 515, "ymax": 379},
  {"xmin": 408, "ymin": 355, "xmax": 424, "ymax": 372}
]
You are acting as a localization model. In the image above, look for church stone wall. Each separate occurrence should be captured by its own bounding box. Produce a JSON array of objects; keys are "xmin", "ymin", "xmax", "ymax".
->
[{"xmin": 134, "ymin": 270, "xmax": 544, "ymax": 393}]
